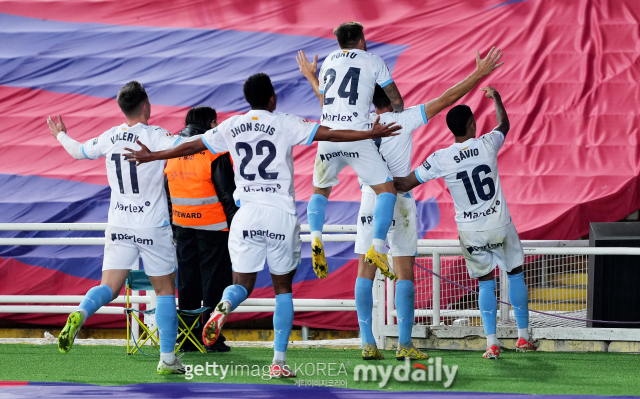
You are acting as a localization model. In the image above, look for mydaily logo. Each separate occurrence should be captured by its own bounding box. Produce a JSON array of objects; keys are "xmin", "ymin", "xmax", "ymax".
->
[
  {"xmin": 319, "ymin": 150, "xmax": 359, "ymax": 162},
  {"xmin": 243, "ymin": 229, "xmax": 285, "ymax": 241},
  {"xmin": 111, "ymin": 233, "xmax": 153, "ymax": 246},
  {"xmin": 353, "ymin": 358, "xmax": 457, "ymax": 388}
]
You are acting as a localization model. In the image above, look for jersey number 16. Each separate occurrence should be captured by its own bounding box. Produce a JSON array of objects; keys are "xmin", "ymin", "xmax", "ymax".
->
[{"xmin": 456, "ymin": 164, "xmax": 495, "ymax": 205}]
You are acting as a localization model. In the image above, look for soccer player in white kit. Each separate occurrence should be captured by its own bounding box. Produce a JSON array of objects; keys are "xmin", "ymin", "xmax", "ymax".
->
[
  {"xmin": 395, "ymin": 87, "xmax": 540, "ymax": 359},
  {"xmin": 124, "ymin": 73, "xmax": 402, "ymax": 377},
  {"xmin": 47, "ymin": 81, "xmax": 186, "ymax": 374},
  {"xmin": 299, "ymin": 48, "xmax": 505, "ymax": 360},
  {"xmin": 303, "ymin": 22, "xmax": 405, "ymax": 281}
]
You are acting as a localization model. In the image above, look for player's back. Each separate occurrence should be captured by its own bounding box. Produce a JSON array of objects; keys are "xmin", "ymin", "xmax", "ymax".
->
[
  {"xmin": 423, "ymin": 131, "xmax": 511, "ymax": 231},
  {"xmin": 82, "ymin": 123, "xmax": 181, "ymax": 228},
  {"xmin": 202, "ymin": 110, "xmax": 319, "ymax": 215},
  {"xmin": 319, "ymin": 49, "xmax": 393, "ymax": 131}
]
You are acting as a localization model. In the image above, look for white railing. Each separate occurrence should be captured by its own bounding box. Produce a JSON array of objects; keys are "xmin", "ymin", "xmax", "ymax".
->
[{"xmin": 3, "ymin": 223, "xmax": 640, "ymax": 346}]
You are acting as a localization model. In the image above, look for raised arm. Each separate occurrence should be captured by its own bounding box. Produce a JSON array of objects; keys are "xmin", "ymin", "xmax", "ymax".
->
[
  {"xmin": 124, "ymin": 137, "xmax": 206, "ymax": 165},
  {"xmin": 424, "ymin": 47, "xmax": 504, "ymax": 120},
  {"xmin": 314, "ymin": 115, "xmax": 401, "ymax": 142},
  {"xmin": 481, "ymin": 87, "xmax": 509, "ymax": 136},
  {"xmin": 47, "ymin": 115, "xmax": 86, "ymax": 160},
  {"xmin": 296, "ymin": 50, "xmax": 323, "ymax": 105},
  {"xmin": 382, "ymin": 82, "xmax": 404, "ymax": 112}
]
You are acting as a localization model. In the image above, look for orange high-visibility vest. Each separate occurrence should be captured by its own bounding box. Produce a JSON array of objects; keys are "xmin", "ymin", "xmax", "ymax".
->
[{"xmin": 165, "ymin": 150, "xmax": 229, "ymax": 230}]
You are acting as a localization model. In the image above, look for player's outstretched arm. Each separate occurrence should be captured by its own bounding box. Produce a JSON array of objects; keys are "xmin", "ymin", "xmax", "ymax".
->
[
  {"xmin": 481, "ymin": 86, "xmax": 509, "ymax": 136},
  {"xmin": 424, "ymin": 47, "xmax": 504, "ymax": 121},
  {"xmin": 393, "ymin": 173, "xmax": 421, "ymax": 192},
  {"xmin": 124, "ymin": 138, "xmax": 207, "ymax": 166},
  {"xmin": 382, "ymin": 82, "xmax": 404, "ymax": 112},
  {"xmin": 313, "ymin": 116, "xmax": 401, "ymax": 142},
  {"xmin": 47, "ymin": 115, "xmax": 87, "ymax": 160},
  {"xmin": 296, "ymin": 50, "xmax": 323, "ymax": 105}
]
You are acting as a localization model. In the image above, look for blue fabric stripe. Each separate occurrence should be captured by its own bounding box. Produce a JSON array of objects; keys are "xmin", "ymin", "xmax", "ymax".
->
[
  {"xmin": 200, "ymin": 135, "xmax": 216, "ymax": 154},
  {"xmin": 420, "ymin": 103, "xmax": 428, "ymax": 124},
  {"xmin": 380, "ymin": 78, "xmax": 394, "ymax": 88},
  {"xmin": 318, "ymin": 89, "xmax": 324, "ymax": 94},
  {"xmin": 81, "ymin": 144, "xmax": 91, "ymax": 160},
  {"xmin": 415, "ymin": 169, "xmax": 425, "ymax": 184},
  {"xmin": 173, "ymin": 137, "xmax": 182, "ymax": 146},
  {"xmin": 306, "ymin": 124, "xmax": 320, "ymax": 146}
]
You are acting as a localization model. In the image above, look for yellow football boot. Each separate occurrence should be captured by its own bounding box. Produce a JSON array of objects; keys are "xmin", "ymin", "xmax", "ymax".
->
[
  {"xmin": 395, "ymin": 343, "xmax": 429, "ymax": 361},
  {"xmin": 364, "ymin": 245, "xmax": 397, "ymax": 280},
  {"xmin": 362, "ymin": 342, "xmax": 385, "ymax": 360},
  {"xmin": 311, "ymin": 237, "xmax": 329, "ymax": 279}
]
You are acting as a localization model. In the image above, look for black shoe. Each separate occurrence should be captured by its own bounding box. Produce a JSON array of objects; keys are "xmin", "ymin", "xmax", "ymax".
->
[
  {"xmin": 178, "ymin": 341, "xmax": 201, "ymax": 352},
  {"xmin": 206, "ymin": 339, "xmax": 231, "ymax": 353}
]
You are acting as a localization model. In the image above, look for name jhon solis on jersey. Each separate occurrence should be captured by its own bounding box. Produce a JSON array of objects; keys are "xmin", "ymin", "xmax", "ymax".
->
[{"xmin": 230, "ymin": 122, "xmax": 275, "ymax": 138}]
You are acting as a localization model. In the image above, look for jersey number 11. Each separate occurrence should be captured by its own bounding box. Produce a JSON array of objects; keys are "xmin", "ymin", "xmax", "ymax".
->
[{"xmin": 111, "ymin": 153, "xmax": 140, "ymax": 194}]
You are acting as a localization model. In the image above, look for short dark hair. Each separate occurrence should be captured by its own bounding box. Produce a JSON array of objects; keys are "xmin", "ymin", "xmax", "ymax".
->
[
  {"xmin": 243, "ymin": 73, "xmax": 275, "ymax": 109},
  {"xmin": 333, "ymin": 22, "xmax": 364, "ymax": 49},
  {"xmin": 446, "ymin": 105, "xmax": 474, "ymax": 137},
  {"xmin": 372, "ymin": 84, "xmax": 391, "ymax": 110},
  {"xmin": 185, "ymin": 106, "xmax": 217, "ymax": 129},
  {"xmin": 116, "ymin": 81, "xmax": 148, "ymax": 117}
]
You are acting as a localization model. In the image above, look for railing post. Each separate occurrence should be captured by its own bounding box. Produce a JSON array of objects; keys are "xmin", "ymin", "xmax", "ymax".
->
[
  {"xmin": 432, "ymin": 252, "xmax": 441, "ymax": 326},
  {"xmin": 499, "ymin": 269, "xmax": 509, "ymax": 324},
  {"xmin": 131, "ymin": 258, "xmax": 140, "ymax": 343}
]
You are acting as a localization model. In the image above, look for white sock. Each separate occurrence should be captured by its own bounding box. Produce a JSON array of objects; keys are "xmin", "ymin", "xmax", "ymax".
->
[
  {"xmin": 487, "ymin": 334, "xmax": 499, "ymax": 348},
  {"xmin": 77, "ymin": 309, "xmax": 88, "ymax": 325},
  {"xmin": 273, "ymin": 350, "xmax": 286, "ymax": 363},
  {"xmin": 372, "ymin": 238, "xmax": 386, "ymax": 253},
  {"xmin": 310, "ymin": 230, "xmax": 323, "ymax": 242},
  {"xmin": 161, "ymin": 351, "xmax": 176, "ymax": 364},
  {"xmin": 518, "ymin": 328, "xmax": 530, "ymax": 341}
]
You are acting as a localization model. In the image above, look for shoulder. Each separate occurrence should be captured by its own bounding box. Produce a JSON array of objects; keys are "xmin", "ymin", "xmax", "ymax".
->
[{"xmin": 146, "ymin": 125, "xmax": 171, "ymax": 136}]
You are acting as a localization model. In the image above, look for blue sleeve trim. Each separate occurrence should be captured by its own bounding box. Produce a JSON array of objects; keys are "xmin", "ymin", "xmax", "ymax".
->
[
  {"xmin": 380, "ymin": 78, "xmax": 394, "ymax": 88},
  {"xmin": 81, "ymin": 144, "xmax": 92, "ymax": 160},
  {"xmin": 415, "ymin": 169, "xmax": 425, "ymax": 184},
  {"xmin": 173, "ymin": 137, "xmax": 182, "ymax": 146},
  {"xmin": 420, "ymin": 104, "xmax": 428, "ymax": 124},
  {"xmin": 306, "ymin": 124, "xmax": 320, "ymax": 146},
  {"xmin": 319, "ymin": 89, "xmax": 324, "ymax": 94},
  {"xmin": 201, "ymin": 135, "xmax": 216, "ymax": 154}
]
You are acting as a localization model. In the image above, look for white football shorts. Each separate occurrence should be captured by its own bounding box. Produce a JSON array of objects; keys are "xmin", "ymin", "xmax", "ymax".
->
[
  {"xmin": 355, "ymin": 188, "xmax": 418, "ymax": 257},
  {"xmin": 228, "ymin": 202, "xmax": 301, "ymax": 275},
  {"xmin": 103, "ymin": 225, "xmax": 178, "ymax": 277},
  {"xmin": 312, "ymin": 140, "xmax": 392, "ymax": 188},
  {"xmin": 458, "ymin": 220, "xmax": 524, "ymax": 278}
]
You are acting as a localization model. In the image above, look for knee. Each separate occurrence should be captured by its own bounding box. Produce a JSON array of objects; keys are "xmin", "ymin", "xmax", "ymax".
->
[{"xmin": 478, "ymin": 271, "xmax": 495, "ymax": 281}]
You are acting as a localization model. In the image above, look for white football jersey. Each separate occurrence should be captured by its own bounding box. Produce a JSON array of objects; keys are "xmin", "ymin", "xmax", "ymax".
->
[
  {"xmin": 81, "ymin": 123, "xmax": 182, "ymax": 228},
  {"xmin": 415, "ymin": 131, "xmax": 511, "ymax": 231},
  {"xmin": 202, "ymin": 110, "xmax": 319, "ymax": 214},
  {"xmin": 318, "ymin": 49, "xmax": 394, "ymax": 131}
]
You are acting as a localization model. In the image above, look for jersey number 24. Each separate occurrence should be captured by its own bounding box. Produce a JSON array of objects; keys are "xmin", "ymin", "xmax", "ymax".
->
[{"xmin": 323, "ymin": 67, "xmax": 360, "ymax": 106}]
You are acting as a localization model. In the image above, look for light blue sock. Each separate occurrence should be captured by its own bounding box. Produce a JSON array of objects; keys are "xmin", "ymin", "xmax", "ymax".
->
[
  {"xmin": 77, "ymin": 285, "xmax": 113, "ymax": 320},
  {"xmin": 273, "ymin": 293, "xmax": 294, "ymax": 353},
  {"xmin": 221, "ymin": 284, "xmax": 248, "ymax": 312},
  {"xmin": 156, "ymin": 295, "xmax": 178, "ymax": 354},
  {"xmin": 478, "ymin": 279, "xmax": 498, "ymax": 336},
  {"xmin": 372, "ymin": 193, "xmax": 396, "ymax": 251},
  {"xmin": 395, "ymin": 280, "xmax": 415, "ymax": 347},
  {"xmin": 507, "ymin": 271, "xmax": 529, "ymax": 330},
  {"xmin": 355, "ymin": 278, "xmax": 375, "ymax": 346},
  {"xmin": 307, "ymin": 194, "xmax": 328, "ymax": 237}
]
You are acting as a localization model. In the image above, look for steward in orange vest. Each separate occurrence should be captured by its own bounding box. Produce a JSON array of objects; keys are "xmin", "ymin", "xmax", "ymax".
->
[{"xmin": 164, "ymin": 106, "xmax": 237, "ymax": 353}]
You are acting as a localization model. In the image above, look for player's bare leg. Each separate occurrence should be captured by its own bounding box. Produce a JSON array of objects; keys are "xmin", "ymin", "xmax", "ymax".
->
[
  {"xmin": 269, "ymin": 270, "xmax": 297, "ymax": 378},
  {"xmin": 364, "ymin": 181, "xmax": 398, "ymax": 280},
  {"xmin": 58, "ymin": 269, "xmax": 128, "ymax": 354},
  {"xmin": 308, "ymin": 186, "xmax": 331, "ymax": 279}
]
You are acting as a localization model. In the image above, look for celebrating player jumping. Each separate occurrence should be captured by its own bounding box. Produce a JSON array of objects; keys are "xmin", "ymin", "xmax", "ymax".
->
[
  {"xmin": 301, "ymin": 22, "xmax": 405, "ymax": 281},
  {"xmin": 124, "ymin": 73, "xmax": 402, "ymax": 377},
  {"xmin": 395, "ymin": 87, "xmax": 539, "ymax": 359}
]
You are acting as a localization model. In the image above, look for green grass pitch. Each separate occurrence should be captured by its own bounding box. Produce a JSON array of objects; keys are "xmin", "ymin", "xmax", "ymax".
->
[{"xmin": 0, "ymin": 344, "xmax": 638, "ymax": 395}]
